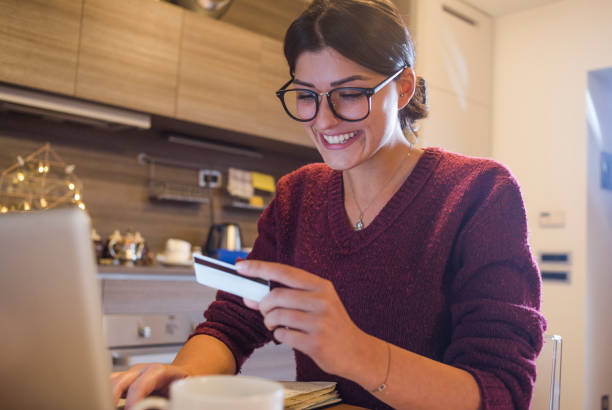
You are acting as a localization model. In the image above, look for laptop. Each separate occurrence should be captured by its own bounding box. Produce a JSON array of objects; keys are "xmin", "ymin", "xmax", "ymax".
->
[{"xmin": 0, "ymin": 208, "xmax": 114, "ymax": 410}]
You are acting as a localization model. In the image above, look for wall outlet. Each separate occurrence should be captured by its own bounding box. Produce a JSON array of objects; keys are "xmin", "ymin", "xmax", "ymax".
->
[{"xmin": 198, "ymin": 169, "xmax": 222, "ymax": 188}]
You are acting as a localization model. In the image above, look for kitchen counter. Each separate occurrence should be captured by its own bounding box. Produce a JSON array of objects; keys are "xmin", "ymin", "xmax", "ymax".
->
[
  {"xmin": 98, "ymin": 264, "xmax": 195, "ymax": 275},
  {"xmin": 97, "ymin": 264, "xmax": 196, "ymax": 281}
]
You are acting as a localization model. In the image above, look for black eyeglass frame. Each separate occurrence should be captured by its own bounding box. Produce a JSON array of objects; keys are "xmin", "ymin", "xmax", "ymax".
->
[{"xmin": 275, "ymin": 66, "xmax": 407, "ymax": 122}]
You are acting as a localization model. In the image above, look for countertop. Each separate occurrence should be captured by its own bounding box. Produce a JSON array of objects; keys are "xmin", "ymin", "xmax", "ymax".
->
[{"xmin": 98, "ymin": 264, "xmax": 195, "ymax": 276}]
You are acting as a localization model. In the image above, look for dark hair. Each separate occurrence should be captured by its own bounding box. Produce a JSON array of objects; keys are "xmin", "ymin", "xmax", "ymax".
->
[{"xmin": 283, "ymin": 0, "xmax": 429, "ymax": 136}]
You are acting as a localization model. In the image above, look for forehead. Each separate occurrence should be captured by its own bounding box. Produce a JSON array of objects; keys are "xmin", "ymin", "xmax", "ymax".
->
[{"xmin": 294, "ymin": 47, "xmax": 377, "ymax": 84}]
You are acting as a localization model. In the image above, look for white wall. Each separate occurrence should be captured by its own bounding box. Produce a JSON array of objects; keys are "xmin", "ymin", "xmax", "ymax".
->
[{"xmin": 492, "ymin": 1, "xmax": 612, "ymax": 409}]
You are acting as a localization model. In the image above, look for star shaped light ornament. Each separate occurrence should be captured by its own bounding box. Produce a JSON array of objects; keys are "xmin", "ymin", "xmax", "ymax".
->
[{"xmin": 0, "ymin": 143, "xmax": 86, "ymax": 213}]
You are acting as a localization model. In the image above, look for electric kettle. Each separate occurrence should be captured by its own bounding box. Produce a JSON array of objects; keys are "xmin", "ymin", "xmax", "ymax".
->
[{"xmin": 204, "ymin": 223, "xmax": 242, "ymax": 256}]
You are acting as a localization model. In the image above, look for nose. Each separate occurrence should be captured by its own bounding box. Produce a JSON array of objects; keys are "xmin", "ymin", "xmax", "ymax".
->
[{"xmin": 312, "ymin": 95, "xmax": 340, "ymax": 130}]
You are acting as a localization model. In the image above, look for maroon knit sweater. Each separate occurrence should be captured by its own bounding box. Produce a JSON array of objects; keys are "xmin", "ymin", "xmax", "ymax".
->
[{"xmin": 192, "ymin": 147, "xmax": 547, "ymax": 409}]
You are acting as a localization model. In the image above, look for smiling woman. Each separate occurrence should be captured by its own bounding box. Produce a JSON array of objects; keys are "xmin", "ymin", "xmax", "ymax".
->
[{"xmin": 111, "ymin": 1, "xmax": 547, "ymax": 409}]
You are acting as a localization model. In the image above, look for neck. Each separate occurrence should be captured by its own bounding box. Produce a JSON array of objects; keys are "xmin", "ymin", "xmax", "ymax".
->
[
  {"xmin": 342, "ymin": 139, "xmax": 420, "ymax": 230},
  {"xmin": 344, "ymin": 139, "xmax": 414, "ymax": 204}
]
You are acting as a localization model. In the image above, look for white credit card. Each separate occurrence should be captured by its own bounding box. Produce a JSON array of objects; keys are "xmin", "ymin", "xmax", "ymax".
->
[{"xmin": 193, "ymin": 253, "xmax": 270, "ymax": 302}]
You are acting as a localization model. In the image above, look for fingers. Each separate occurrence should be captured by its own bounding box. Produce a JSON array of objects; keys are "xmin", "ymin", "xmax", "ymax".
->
[
  {"xmin": 242, "ymin": 297, "xmax": 260, "ymax": 310},
  {"xmin": 264, "ymin": 308, "xmax": 316, "ymax": 333},
  {"xmin": 258, "ymin": 287, "xmax": 324, "ymax": 316},
  {"xmin": 111, "ymin": 364, "xmax": 188, "ymax": 410},
  {"xmin": 272, "ymin": 326, "xmax": 312, "ymax": 353},
  {"xmin": 236, "ymin": 260, "xmax": 321, "ymax": 290},
  {"xmin": 111, "ymin": 366, "xmax": 146, "ymax": 405}
]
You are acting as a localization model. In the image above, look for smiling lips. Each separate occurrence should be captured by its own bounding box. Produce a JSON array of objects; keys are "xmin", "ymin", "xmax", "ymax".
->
[{"xmin": 321, "ymin": 130, "xmax": 359, "ymax": 145}]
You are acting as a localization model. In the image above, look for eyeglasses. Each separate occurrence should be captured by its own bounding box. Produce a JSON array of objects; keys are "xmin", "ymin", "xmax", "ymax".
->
[{"xmin": 275, "ymin": 67, "xmax": 406, "ymax": 122}]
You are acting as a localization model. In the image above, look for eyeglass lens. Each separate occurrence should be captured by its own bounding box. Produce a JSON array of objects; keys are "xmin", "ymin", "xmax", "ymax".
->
[{"xmin": 283, "ymin": 88, "xmax": 370, "ymax": 121}]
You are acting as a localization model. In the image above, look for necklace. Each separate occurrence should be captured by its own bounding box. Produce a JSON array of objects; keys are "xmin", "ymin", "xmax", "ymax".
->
[{"xmin": 346, "ymin": 144, "xmax": 414, "ymax": 231}]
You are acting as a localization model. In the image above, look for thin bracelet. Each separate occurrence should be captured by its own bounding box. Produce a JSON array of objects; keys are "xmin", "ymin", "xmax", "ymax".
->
[{"xmin": 371, "ymin": 342, "xmax": 391, "ymax": 393}]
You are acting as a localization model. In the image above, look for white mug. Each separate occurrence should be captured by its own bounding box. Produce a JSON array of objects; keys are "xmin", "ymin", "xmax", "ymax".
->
[{"xmin": 130, "ymin": 375, "xmax": 284, "ymax": 410}]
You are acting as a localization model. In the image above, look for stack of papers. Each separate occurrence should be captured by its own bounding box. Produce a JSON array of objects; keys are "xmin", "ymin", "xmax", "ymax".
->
[
  {"xmin": 227, "ymin": 168, "xmax": 254, "ymax": 200},
  {"xmin": 280, "ymin": 381, "xmax": 341, "ymax": 410},
  {"xmin": 227, "ymin": 168, "xmax": 276, "ymax": 208}
]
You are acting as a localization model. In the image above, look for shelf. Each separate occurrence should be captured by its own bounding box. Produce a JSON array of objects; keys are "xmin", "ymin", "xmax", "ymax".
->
[{"xmin": 224, "ymin": 200, "xmax": 266, "ymax": 211}]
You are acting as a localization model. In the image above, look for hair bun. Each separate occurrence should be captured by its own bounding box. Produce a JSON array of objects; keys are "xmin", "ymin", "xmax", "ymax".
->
[{"xmin": 417, "ymin": 76, "xmax": 427, "ymax": 105}]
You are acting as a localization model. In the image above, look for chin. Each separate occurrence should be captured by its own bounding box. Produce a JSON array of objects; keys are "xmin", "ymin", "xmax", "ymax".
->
[{"xmin": 319, "ymin": 153, "xmax": 357, "ymax": 171}]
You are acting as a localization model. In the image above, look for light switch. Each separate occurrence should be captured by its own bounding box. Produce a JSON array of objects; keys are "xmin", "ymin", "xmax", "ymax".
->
[{"xmin": 539, "ymin": 210, "xmax": 565, "ymax": 228}]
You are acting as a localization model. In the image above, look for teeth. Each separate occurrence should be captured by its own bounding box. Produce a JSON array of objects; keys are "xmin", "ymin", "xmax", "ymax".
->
[{"xmin": 323, "ymin": 131, "xmax": 357, "ymax": 144}]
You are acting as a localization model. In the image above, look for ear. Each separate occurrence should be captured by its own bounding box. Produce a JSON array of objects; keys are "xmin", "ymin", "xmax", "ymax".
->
[{"xmin": 397, "ymin": 67, "xmax": 416, "ymax": 110}]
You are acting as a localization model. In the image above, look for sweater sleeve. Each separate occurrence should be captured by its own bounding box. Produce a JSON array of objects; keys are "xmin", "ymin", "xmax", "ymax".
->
[
  {"xmin": 188, "ymin": 198, "xmax": 278, "ymax": 372},
  {"xmin": 443, "ymin": 173, "xmax": 547, "ymax": 410}
]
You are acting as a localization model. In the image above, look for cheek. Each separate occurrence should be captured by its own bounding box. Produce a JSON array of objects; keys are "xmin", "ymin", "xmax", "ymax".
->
[
  {"xmin": 303, "ymin": 124, "xmax": 316, "ymax": 141},
  {"xmin": 374, "ymin": 96, "xmax": 399, "ymax": 130}
]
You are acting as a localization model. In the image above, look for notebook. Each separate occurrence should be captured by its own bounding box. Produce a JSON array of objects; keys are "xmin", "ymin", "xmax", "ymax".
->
[{"xmin": 0, "ymin": 209, "xmax": 114, "ymax": 410}]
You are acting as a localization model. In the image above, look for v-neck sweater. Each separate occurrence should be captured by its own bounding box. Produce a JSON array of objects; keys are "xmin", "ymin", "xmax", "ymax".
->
[{"xmin": 192, "ymin": 147, "xmax": 547, "ymax": 410}]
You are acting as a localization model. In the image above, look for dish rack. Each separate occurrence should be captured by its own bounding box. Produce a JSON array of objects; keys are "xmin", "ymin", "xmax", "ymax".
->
[
  {"xmin": 138, "ymin": 153, "xmax": 211, "ymax": 204},
  {"xmin": 149, "ymin": 181, "xmax": 209, "ymax": 203}
]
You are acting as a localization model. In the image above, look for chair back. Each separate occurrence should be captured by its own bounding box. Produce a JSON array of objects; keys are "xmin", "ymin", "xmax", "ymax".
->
[{"xmin": 531, "ymin": 334, "xmax": 563, "ymax": 410}]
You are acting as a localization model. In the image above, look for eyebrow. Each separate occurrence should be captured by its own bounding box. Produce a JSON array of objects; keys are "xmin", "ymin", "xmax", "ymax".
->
[{"xmin": 293, "ymin": 75, "xmax": 370, "ymax": 88}]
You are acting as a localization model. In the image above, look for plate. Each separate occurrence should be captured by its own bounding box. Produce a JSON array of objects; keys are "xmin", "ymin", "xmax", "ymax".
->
[{"xmin": 156, "ymin": 253, "xmax": 193, "ymax": 267}]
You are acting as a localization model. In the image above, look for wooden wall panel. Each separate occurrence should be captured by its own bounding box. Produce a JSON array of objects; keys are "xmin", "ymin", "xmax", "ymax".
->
[
  {"xmin": 76, "ymin": 0, "xmax": 181, "ymax": 116},
  {"xmin": 0, "ymin": 0, "xmax": 82, "ymax": 95},
  {"xmin": 0, "ymin": 112, "xmax": 312, "ymax": 255}
]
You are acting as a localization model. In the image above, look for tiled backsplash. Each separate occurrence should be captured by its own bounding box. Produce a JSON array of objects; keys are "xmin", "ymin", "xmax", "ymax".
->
[{"xmin": 0, "ymin": 111, "xmax": 317, "ymax": 254}]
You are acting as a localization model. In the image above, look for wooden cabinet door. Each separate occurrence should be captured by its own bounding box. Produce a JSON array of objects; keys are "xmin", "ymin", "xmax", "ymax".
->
[
  {"xmin": 176, "ymin": 13, "xmax": 260, "ymax": 136},
  {"xmin": 257, "ymin": 38, "xmax": 311, "ymax": 147},
  {"xmin": 76, "ymin": 0, "xmax": 181, "ymax": 116},
  {"xmin": 0, "ymin": 0, "xmax": 82, "ymax": 95}
]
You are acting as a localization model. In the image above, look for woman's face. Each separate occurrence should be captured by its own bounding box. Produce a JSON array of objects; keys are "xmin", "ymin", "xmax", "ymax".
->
[{"xmin": 293, "ymin": 47, "xmax": 408, "ymax": 171}]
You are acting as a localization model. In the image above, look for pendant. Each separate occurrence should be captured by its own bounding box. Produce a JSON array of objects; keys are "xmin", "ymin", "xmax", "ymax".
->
[{"xmin": 354, "ymin": 218, "xmax": 364, "ymax": 231}]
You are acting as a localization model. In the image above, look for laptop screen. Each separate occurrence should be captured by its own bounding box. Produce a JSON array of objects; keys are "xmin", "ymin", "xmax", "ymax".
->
[{"xmin": 0, "ymin": 209, "xmax": 114, "ymax": 410}]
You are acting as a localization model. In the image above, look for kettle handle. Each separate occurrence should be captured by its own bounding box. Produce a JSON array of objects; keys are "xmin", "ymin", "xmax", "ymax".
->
[{"xmin": 204, "ymin": 224, "xmax": 221, "ymax": 256}]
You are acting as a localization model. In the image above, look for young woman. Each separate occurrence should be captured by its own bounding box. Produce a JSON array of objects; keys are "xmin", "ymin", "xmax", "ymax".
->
[{"xmin": 113, "ymin": 1, "xmax": 546, "ymax": 409}]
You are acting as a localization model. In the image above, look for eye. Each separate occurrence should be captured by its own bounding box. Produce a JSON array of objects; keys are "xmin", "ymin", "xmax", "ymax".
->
[
  {"xmin": 339, "ymin": 91, "xmax": 365, "ymax": 100},
  {"xmin": 296, "ymin": 91, "xmax": 316, "ymax": 101}
]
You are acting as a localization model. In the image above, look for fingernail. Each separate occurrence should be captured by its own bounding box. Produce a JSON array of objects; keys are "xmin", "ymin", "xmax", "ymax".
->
[{"xmin": 235, "ymin": 260, "xmax": 247, "ymax": 273}]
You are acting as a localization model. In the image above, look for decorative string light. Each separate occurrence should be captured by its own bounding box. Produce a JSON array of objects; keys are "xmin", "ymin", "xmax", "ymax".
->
[{"xmin": 0, "ymin": 143, "xmax": 86, "ymax": 213}]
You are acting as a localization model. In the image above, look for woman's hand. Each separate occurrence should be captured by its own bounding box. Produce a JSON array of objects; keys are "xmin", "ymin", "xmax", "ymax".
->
[
  {"xmin": 111, "ymin": 363, "xmax": 189, "ymax": 409},
  {"xmin": 236, "ymin": 259, "xmax": 377, "ymax": 378}
]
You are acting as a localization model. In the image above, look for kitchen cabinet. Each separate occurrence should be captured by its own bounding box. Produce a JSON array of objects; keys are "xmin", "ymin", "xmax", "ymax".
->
[
  {"xmin": 100, "ymin": 267, "xmax": 296, "ymax": 381},
  {"xmin": 176, "ymin": 12, "xmax": 260, "ymax": 136},
  {"xmin": 0, "ymin": 0, "xmax": 315, "ymax": 149},
  {"xmin": 257, "ymin": 38, "xmax": 310, "ymax": 147},
  {"xmin": 176, "ymin": 13, "xmax": 312, "ymax": 147},
  {"xmin": 414, "ymin": 0, "xmax": 492, "ymax": 106},
  {"xmin": 402, "ymin": 0, "xmax": 493, "ymax": 156},
  {"xmin": 76, "ymin": 0, "xmax": 181, "ymax": 117},
  {"xmin": 0, "ymin": 0, "xmax": 82, "ymax": 95}
]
